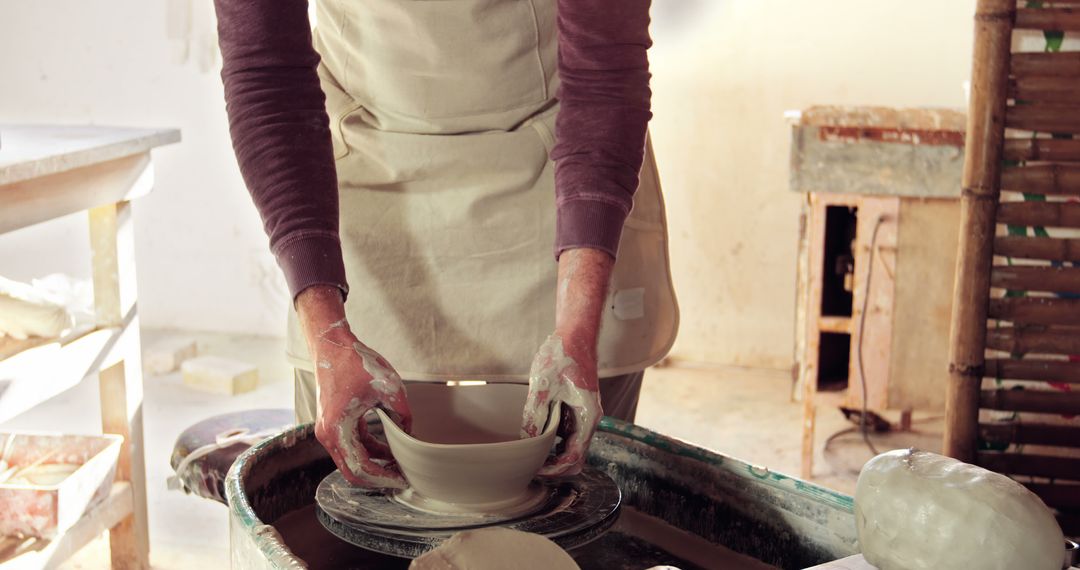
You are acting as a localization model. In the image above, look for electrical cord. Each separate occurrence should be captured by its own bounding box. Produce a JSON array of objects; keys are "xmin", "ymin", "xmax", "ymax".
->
[{"xmin": 855, "ymin": 215, "xmax": 889, "ymax": 457}]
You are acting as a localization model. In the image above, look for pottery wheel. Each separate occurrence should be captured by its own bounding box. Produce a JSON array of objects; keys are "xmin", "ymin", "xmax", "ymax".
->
[{"xmin": 314, "ymin": 466, "xmax": 622, "ymax": 559}]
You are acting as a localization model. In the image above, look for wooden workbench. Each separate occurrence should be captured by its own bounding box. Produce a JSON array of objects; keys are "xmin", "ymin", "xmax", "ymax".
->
[
  {"xmin": 790, "ymin": 107, "xmax": 967, "ymax": 479},
  {"xmin": 0, "ymin": 125, "xmax": 180, "ymax": 569}
]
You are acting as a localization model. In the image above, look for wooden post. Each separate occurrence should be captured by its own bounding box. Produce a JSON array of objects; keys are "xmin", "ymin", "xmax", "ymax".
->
[
  {"xmin": 945, "ymin": 0, "xmax": 1014, "ymax": 462},
  {"xmin": 89, "ymin": 200, "xmax": 150, "ymax": 570}
]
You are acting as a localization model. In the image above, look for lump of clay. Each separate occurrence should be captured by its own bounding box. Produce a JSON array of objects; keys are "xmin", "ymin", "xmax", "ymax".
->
[
  {"xmin": 855, "ymin": 448, "xmax": 1064, "ymax": 570},
  {"xmin": 409, "ymin": 527, "xmax": 579, "ymax": 570}
]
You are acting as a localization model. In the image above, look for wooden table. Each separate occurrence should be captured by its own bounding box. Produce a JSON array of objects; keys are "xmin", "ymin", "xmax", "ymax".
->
[
  {"xmin": 790, "ymin": 106, "xmax": 966, "ymax": 479},
  {"xmin": 0, "ymin": 125, "xmax": 179, "ymax": 569}
]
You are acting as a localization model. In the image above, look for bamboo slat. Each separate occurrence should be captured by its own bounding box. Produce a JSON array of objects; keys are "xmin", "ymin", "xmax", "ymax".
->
[
  {"xmin": 996, "ymin": 201, "xmax": 1080, "ymax": 228},
  {"xmin": 994, "ymin": 236, "xmax": 1080, "ymax": 261},
  {"xmin": 1002, "ymin": 138, "xmax": 1080, "ymax": 162},
  {"xmin": 1014, "ymin": 8, "xmax": 1080, "ymax": 31},
  {"xmin": 1006, "ymin": 105, "xmax": 1080, "ymax": 134},
  {"xmin": 1001, "ymin": 163, "xmax": 1080, "ymax": 195},
  {"xmin": 985, "ymin": 358, "xmax": 1080, "ymax": 383},
  {"xmin": 1025, "ymin": 483, "xmax": 1080, "ymax": 509},
  {"xmin": 1001, "ymin": 163, "xmax": 1080, "ymax": 194},
  {"xmin": 1010, "ymin": 7, "xmax": 1080, "ymax": 31},
  {"xmin": 980, "ymin": 388, "xmax": 1080, "ymax": 414},
  {"xmin": 979, "ymin": 422, "xmax": 1080, "ymax": 448},
  {"xmin": 947, "ymin": 0, "xmax": 1015, "ymax": 463},
  {"xmin": 986, "ymin": 325, "xmax": 1080, "ymax": 353},
  {"xmin": 987, "ymin": 296, "xmax": 1080, "ymax": 323},
  {"xmin": 1009, "ymin": 76, "xmax": 1080, "ymax": 104},
  {"xmin": 994, "ymin": 235, "xmax": 1080, "ymax": 261},
  {"xmin": 977, "ymin": 452, "xmax": 1080, "ymax": 479},
  {"xmin": 990, "ymin": 265, "xmax": 1080, "ymax": 292},
  {"xmin": 1011, "ymin": 51, "xmax": 1080, "ymax": 78}
]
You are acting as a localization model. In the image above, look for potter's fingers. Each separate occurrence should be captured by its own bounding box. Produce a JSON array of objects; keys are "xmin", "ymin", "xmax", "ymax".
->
[
  {"xmin": 337, "ymin": 413, "xmax": 407, "ymax": 488},
  {"xmin": 382, "ymin": 395, "xmax": 413, "ymax": 434},
  {"xmin": 356, "ymin": 419, "xmax": 394, "ymax": 460},
  {"xmin": 520, "ymin": 390, "xmax": 552, "ymax": 438},
  {"xmin": 540, "ymin": 404, "xmax": 596, "ymax": 477},
  {"xmin": 321, "ymin": 440, "xmax": 374, "ymax": 487},
  {"xmin": 537, "ymin": 450, "xmax": 584, "ymax": 477},
  {"xmin": 338, "ymin": 443, "xmax": 407, "ymax": 488}
]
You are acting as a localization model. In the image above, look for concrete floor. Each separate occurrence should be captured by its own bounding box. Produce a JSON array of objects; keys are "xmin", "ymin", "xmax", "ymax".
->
[{"xmin": 0, "ymin": 330, "xmax": 943, "ymax": 568}]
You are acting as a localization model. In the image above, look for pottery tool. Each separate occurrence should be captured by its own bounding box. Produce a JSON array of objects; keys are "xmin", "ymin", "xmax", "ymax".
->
[{"xmin": 314, "ymin": 466, "xmax": 622, "ymax": 559}]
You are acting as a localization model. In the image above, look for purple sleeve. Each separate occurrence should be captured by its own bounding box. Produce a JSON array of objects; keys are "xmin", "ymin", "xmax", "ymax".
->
[
  {"xmin": 551, "ymin": 0, "xmax": 653, "ymax": 259},
  {"xmin": 214, "ymin": 0, "xmax": 348, "ymax": 299}
]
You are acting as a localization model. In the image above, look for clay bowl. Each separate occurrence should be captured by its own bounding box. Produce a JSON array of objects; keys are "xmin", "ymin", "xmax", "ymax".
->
[{"xmin": 374, "ymin": 382, "xmax": 559, "ymax": 510}]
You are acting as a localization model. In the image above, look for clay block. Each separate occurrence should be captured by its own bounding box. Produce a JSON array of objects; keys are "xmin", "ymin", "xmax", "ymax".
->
[
  {"xmin": 145, "ymin": 337, "xmax": 198, "ymax": 375},
  {"xmin": 181, "ymin": 355, "xmax": 258, "ymax": 395}
]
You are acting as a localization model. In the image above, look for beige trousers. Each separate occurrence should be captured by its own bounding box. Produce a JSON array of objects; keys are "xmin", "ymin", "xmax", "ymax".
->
[{"xmin": 293, "ymin": 370, "xmax": 643, "ymax": 425}]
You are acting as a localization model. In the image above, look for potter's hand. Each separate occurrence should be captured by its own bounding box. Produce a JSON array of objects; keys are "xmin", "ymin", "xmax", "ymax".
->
[
  {"xmin": 296, "ymin": 286, "xmax": 412, "ymax": 488},
  {"xmin": 521, "ymin": 248, "xmax": 612, "ymax": 477},
  {"xmin": 522, "ymin": 334, "xmax": 602, "ymax": 477}
]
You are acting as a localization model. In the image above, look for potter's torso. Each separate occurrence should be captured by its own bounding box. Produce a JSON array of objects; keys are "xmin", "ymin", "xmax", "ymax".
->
[{"xmin": 285, "ymin": 0, "xmax": 679, "ymax": 380}]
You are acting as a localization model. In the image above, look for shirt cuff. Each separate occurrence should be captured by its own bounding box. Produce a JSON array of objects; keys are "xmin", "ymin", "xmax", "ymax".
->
[
  {"xmin": 272, "ymin": 232, "xmax": 349, "ymax": 300},
  {"xmin": 555, "ymin": 198, "xmax": 629, "ymax": 260}
]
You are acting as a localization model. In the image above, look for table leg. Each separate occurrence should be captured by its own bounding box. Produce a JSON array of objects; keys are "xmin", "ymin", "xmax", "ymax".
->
[{"xmin": 89, "ymin": 201, "xmax": 150, "ymax": 570}]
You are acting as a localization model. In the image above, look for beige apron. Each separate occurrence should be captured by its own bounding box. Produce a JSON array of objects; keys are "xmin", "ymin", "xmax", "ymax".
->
[{"xmin": 286, "ymin": 0, "xmax": 679, "ymax": 382}]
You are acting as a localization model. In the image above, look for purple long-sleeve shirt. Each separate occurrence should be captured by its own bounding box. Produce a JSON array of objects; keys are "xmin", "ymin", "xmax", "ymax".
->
[{"xmin": 214, "ymin": 0, "xmax": 653, "ymax": 298}]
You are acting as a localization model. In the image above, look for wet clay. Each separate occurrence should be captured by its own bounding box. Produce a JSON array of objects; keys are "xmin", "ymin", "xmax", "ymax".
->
[
  {"xmin": 376, "ymin": 383, "xmax": 558, "ymax": 508},
  {"xmin": 409, "ymin": 527, "xmax": 579, "ymax": 570},
  {"xmin": 391, "ymin": 483, "xmax": 550, "ymax": 517}
]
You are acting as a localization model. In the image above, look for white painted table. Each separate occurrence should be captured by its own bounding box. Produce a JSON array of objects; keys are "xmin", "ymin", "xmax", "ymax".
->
[{"xmin": 0, "ymin": 125, "xmax": 180, "ymax": 569}]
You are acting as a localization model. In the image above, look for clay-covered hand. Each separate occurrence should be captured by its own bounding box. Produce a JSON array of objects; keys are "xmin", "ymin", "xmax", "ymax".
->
[
  {"xmin": 297, "ymin": 286, "xmax": 413, "ymax": 488},
  {"xmin": 521, "ymin": 334, "xmax": 602, "ymax": 477}
]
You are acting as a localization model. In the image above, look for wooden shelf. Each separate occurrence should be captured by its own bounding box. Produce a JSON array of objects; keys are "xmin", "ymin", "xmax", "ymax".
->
[
  {"xmin": 0, "ymin": 326, "xmax": 124, "ymax": 424},
  {"xmin": 0, "ymin": 482, "xmax": 132, "ymax": 569},
  {"xmin": 818, "ymin": 316, "xmax": 852, "ymax": 334},
  {"xmin": 0, "ymin": 125, "xmax": 177, "ymax": 569}
]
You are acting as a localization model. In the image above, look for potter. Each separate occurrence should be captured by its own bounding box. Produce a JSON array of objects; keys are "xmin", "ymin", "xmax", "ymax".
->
[{"xmin": 215, "ymin": 0, "xmax": 677, "ymax": 491}]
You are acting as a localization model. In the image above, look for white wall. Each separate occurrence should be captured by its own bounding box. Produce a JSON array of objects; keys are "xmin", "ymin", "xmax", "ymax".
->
[
  {"xmin": 1, "ymin": 0, "xmax": 978, "ymax": 366},
  {"xmin": 0, "ymin": 0, "xmax": 291, "ymax": 336},
  {"xmin": 649, "ymin": 0, "xmax": 977, "ymax": 368}
]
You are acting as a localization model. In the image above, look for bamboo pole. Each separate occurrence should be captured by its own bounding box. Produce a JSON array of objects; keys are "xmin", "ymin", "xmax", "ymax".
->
[
  {"xmin": 1009, "ymin": 76, "xmax": 1080, "ymax": 104},
  {"xmin": 990, "ymin": 265, "xmax": 1080, "ymax": 292},
  {"xmin": 1015, "ymin": 7, "xmax": 1080, "ymax": 31},
  {"xmin": 994, "ymin": 236, "xmax": 1080, "ymax": 261},
  {"xmin": 1006, "ymin": 105, "xmax": 1080, "ymax": 133},
  {"xmin": 1024, "ymin": 483, "xmax": 1080, "ymax": 510},
  {"xmin": 980, "ymin": 388, "xmax": 1080, "ymax": 414},
  {"xmin": 985, "ymin": 358, "xmax": 1080, "ymax": 383},
  {"xmin": 979, "ymin": 422, "xmax": 1080, "ymax": 448},
  {"xmin": 997, "ymin": 201, "xmax": 1080, "ymax": 228},
  {"xmin": 977, "ymin": 452, "xmax": 1080, "ymax": 479},
  {"xmin": 1001, "ymin": 164, "xmax": 1080, "ymax": 195},
  {"xmin": 946, "ymin": 0, "xmax": 1015, "ymax": 463},
  {"xmin": 987, "ymin": 296, "xmax": 1080, "ymax": 323},
  {"xmin": 1003, "ymin": 138, "xmax": 1080, "ymax": 162},
  {"xmin": 1011, "ymin": 51, "xmax": 1080, "ymax": 77}
]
